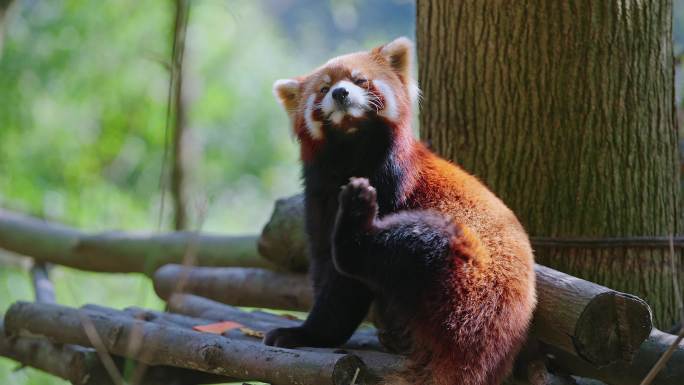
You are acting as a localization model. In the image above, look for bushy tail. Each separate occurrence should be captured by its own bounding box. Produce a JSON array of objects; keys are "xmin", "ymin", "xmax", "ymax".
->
[{"xmin": 379, "ymin": 223, "xmax": 532, "ymax": 385}]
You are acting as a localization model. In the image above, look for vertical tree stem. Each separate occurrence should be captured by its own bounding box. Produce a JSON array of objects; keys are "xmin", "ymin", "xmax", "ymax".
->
[{"xmin": 170, "ymin": 0, "xmax": 191, "ymax": 230}]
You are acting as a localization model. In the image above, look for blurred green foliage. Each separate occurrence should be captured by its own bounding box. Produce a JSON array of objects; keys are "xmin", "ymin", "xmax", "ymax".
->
[
  {"xmin": 0, "ymin": 0, "xmax": 306, "ymax": 232},
  {"xmin": 0, "ymin": 0, "xmax": 413, "ymax": 383}
]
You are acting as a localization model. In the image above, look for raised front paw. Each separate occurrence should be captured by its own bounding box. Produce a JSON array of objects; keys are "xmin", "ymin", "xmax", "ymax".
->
[
  {"xmin": 263, "ymin": 326, "xmax": 311, "ymax": 348},
  {"xmin": 338, "ymin": 177, "xmax": 378, "ymax": 227}
]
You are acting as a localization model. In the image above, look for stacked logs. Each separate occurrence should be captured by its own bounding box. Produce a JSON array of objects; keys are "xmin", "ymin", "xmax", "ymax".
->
[{"xmin": 0, "ymin": 196, "xmax": 682, "ymax": 384}]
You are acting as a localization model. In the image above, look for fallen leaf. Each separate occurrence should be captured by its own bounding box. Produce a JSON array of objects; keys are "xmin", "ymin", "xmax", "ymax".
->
[{"xmin": 193, "ymin": 321, "xmax": 244, "ymax": 334}]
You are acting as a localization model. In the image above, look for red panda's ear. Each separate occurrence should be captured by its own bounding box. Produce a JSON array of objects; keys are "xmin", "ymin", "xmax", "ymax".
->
[
  {"xmin": 378, "ymin": 37, "xmax": 414, "ymax": 81},
  {"xmin": 273, "ymin": 78, "xmax": 301, "ymax": 114},
  {"xmin": 377, "ymin": 37, "xmax": 420, "ymax": 103}
]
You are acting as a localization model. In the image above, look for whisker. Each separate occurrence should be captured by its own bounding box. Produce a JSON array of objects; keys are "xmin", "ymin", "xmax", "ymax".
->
[
  {"xmin": 367, "ymin": 100, "xmax": 382, "ymax": 112},
  {"xmin": 368, "ymin": 97, "xmax": 384, "ymax": 110}
]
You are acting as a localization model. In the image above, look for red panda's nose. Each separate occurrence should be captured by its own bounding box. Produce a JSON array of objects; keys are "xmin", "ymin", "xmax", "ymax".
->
[{"xmin": 332, "ymin": 87, "xmax": 349, "ymax": 105}]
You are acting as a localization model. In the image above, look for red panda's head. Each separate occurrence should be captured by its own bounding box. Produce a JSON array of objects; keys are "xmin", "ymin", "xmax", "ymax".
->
[{"xmin": 273, "ymin": 37, "xmax": 419, "ymax": 160}]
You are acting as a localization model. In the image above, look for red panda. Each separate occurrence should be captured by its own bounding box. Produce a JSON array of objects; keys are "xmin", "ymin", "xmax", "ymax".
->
[{"xmin": 265, "ymin": 37, "xmax": 536, "ymax": 385}]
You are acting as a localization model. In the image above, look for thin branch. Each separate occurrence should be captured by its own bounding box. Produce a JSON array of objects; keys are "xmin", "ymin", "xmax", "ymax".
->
[
  {"xmin": 545, "ymin": 328, "xmax": 684, "ymax": 385},
  {"xmin": 638, "ymin": 329, "xmax": 684, "ymax": 385},
  {"xmin": 0, "ymin": 0, "xmax": 15, "ymax": 59},
  {"xmin": 169, "ymin": 0, "xmax": 191, "ymax": 231},
  {"xmin": 77, "ymin": 311, "xmax": 126, "ymax": 385}
]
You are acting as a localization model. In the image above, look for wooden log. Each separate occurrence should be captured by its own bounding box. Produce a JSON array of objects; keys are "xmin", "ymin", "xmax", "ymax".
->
[
  {"xmin": 532, "ymin": 265, "xmax": 652, "ymax": 365},
  {"xmin": 83, "ymin": 302, "xmax": 403, "ymax": 381},
  {"xmin": 258, "ymin": 194, "xmax": 309, "ymax": 272},
  {"xmin": 0, "ymin": 208, "xmax": 271, "ymax": 274},
  {"xmin": 154, "ymin": 264, "xmax": 313, "ymax": 311},
  {"xmin": 0, "ymin": 320, "xmax": 231, "ymax": 385},
  {"xmin": 165, "ymin": 293, "xmax": 385, "ymax": 352},
  {"xmin": 155, "ymin": 261, "xmax": 651, "ymax": 366},
  {"xmin": 525, "ymin": 359, "xmax": 579, "ymax": 385},
  {"xmin": 257, "ymin": 196, "xmax": 653, "ymax": 366},
  {"xmin": 0, "ymin": 320, "xmax": 113, "ymax": 385},
  {"xmin": 544, "ymin": 329, "xmax": 684, "ymax": 385},
  {"xmin": 4, "ymin": 301, "xmax": 382, "ymax": 385}
]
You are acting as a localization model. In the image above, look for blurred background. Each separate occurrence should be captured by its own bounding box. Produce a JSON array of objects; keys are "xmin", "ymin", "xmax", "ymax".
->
[
  {"xmin": 0, "ymin": 1, "xmax": 682, "ymax": 384},
  {"xmin": 0, "ymin": 1, "xmax": 413, "ymax": 383}
]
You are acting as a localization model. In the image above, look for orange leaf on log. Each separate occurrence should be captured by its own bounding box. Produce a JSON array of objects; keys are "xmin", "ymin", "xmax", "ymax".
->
[{"xmin": 193, "ymin": 321, "xmax": 244, "ymax": 334}]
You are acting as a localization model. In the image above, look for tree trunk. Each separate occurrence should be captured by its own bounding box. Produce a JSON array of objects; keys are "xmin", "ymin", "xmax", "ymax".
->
[{"xmin": 417, "ymin": 0, "xmax": 682, "ymax": 328}]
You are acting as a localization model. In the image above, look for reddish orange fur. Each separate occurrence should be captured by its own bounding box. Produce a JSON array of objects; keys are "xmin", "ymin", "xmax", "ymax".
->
[
  {"xmin": 274, "ymin": 38, "xmax": 536, "ymax": 385},
  {"xmin": 365, "ymin": 145, "xmax": 536, "ymax": 385}
]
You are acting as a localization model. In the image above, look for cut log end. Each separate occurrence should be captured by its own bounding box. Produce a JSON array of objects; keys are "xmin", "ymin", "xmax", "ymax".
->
[
  {"xmin": 332, "ymin": 354, "xmax": 367, "ymax": 385},
  {"xmin": 575, "ymin": 292, "xmax": 653, "ymax": 365}
]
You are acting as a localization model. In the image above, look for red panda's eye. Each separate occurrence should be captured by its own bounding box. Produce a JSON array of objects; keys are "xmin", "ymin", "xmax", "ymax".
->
[
  {"xmin": 320, "ymin": 86, "xmax": 330, "ymax": 94},
  {"xmin": 354, "ymin": 78, "xmax": 368, "ymax": 86}
]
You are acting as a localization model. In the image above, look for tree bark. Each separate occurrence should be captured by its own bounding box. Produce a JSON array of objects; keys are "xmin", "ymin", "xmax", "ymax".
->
[{"xmin": 416, "ymin": 0, "xmax": 682, "ymax": 328}]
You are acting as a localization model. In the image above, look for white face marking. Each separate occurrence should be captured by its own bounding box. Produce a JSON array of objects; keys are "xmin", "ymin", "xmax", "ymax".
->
[
  {"xmin": 320, "ymin": 80, "xmax": 369, "ymax": 124},
  {"xmin": 304, "ymin": 94, "xmax": 323, "ymax": 139},
  {"xmin": 322, "ymin": 74, "xmax": 331, "ymax": 84},
  {"xmin": 351, "ymin": 69, "xmax": 362, "ymax": 79},
  {"xmin": 372, "ymin": 79, "xmax": 398, "ymax": 120}
]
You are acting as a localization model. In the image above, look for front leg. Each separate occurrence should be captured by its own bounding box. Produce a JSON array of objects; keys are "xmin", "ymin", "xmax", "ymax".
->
[
  {"xmin": 332, "ymin": 177, "xmax": 458, "ymax": 294},
  {"xmin": 332, "ymin": 177, "xmax": 379, "ymax": 277},
  {"xmin": 263, "ymin": 261, "xmax": 373, "ymax": 348}
]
